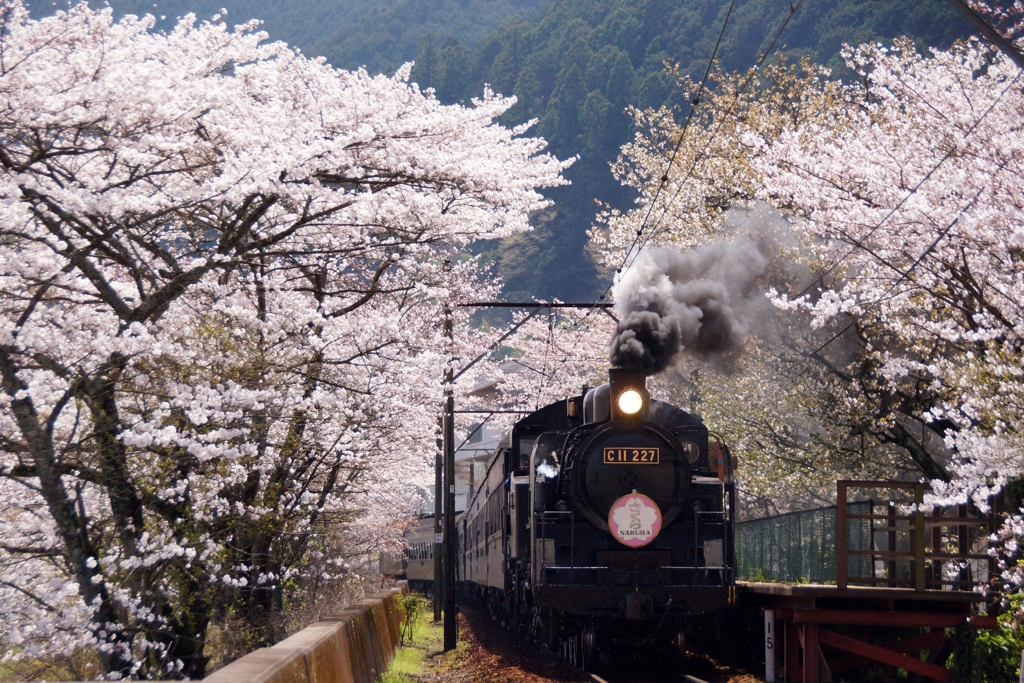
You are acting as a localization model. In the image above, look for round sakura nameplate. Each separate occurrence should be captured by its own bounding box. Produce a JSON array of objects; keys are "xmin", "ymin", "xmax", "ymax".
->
[{"xmin": 608, "ymin": 493, "xmax": 663, "ymax": 547}]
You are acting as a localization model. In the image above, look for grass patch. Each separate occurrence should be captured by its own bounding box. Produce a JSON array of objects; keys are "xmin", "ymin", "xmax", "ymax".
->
[{"xmin": 379, "ymin": 595, "xmax": 451, "ymax": 682}]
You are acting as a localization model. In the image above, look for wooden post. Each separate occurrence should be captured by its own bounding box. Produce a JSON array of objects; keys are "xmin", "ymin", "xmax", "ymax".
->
[
  {"xmin": 887, "ymin": 502, "xmax": 897, "ymax": 586},
  {"xmin": 958, "ymin": 504, "xmax": 971, "ymax": 588},
  {"xmin": 869, "ymin": 499, "xmax": 876, "ymax": 587},
  {"xmin": 803, "ymin": 624, "xmax": 819, "ymax": 683},
  {"xmin": 837, "ymin": 482, "xmax": 848, "ymax": 589},
  {"xmin": 787, "ymin": 619, "xmax": 801, "ymax": 683}
]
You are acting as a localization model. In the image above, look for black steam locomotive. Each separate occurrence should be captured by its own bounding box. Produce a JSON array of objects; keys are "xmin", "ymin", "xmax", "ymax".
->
[{"xmin": 457, "ymin": 368, "xmax": 736, "ymax": 669}]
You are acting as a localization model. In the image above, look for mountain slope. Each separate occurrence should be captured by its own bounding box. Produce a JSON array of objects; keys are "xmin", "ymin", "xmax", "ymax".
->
[
  {"xmin": 409, "ymin": 0, "xmax": 976, "ymax": 301},
  {"xmin": 23, "ymin": 0, "xmax": 544, "ymax": 72}
]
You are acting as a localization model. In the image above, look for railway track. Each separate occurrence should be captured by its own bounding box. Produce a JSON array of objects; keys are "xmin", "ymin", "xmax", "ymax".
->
[
  {"xmin": 450, "ymin": 605, "xmax": 755, "ymax": 683},
  {"xmin": 580, "ymin": 669, "xmax": 711, "ymax": 683}
]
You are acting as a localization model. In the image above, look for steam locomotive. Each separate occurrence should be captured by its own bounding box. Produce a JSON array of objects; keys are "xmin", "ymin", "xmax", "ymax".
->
[{"xmin": 455, "ymin": 368, "xmax": 736, "ymax": 669}]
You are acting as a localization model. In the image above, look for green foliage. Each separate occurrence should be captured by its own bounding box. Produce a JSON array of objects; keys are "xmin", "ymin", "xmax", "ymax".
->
[
  {"xmin": 23, "ymin": 0, "xmax": 545, "ymax": 76},
  {"xmin": 949, "ymin": 597, "xmax": 1024, "ymax": 683},
  {"xmin": 314, "ymin": 0, "xmax": 548, "ymax": 74},
  {"xmin": 23, "ymin": 0, "xmax": 368, "ymax": 52},
  {"xmin": 400, "ymin": 593, "xmax": 430, "ymax": 644}
]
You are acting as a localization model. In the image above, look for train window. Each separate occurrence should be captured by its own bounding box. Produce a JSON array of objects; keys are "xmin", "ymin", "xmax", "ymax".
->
[
  {"xmin": 531, "ymin": 432, "xmax": 565, "ymax": 482},
  {"xmin": 516, "ymin": 433, "xmax": 539, "ymax": 469}
]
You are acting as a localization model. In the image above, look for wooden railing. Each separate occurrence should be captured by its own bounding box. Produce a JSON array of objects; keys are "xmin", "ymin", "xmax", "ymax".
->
[{"xmin": 837, "ymin": 481, "xmax": 995, "ymax": 591}]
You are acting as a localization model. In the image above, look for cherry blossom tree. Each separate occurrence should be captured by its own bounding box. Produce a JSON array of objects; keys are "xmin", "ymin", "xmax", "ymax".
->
[
  {"xmin": 469, "ymin": 307, "xmax": 616, "ymax": 423},
  {"xmin": 0, "ymin": 0, "xmax": 569, "ymax": 677},
  {"xmin": 757, "ymin": 39, "xmax": 1024, "ymax": 499},
  {"xmin": 600, "ymin": 32, "xmax": 1024, "ymax": 551}
]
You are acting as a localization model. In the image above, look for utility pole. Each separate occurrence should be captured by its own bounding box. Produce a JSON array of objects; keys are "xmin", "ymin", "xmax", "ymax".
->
[
  {"xmin": 442, "ymin": 262, "xmax": 458, "ymax": 651},
  {"xmin": 433, "ymin": 416, "xmax": 443, "ymax": 622},
  {"xmin": 435, "ymin": 299, "xmax": 611, "ymax": 650}
]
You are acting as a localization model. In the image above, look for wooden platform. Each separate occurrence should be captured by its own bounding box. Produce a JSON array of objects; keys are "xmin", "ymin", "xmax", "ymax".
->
[
  {"xmin": 738, "ymin": 581, "xmax": 986, "ymax": 604},
  {"xmin": 735, "ymin": 581, "xmax": 995, "ymax": 683}
]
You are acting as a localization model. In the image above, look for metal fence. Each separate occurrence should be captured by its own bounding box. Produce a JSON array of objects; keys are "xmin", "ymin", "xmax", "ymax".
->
[{"xmin": 736, "ymin": 502, "xmax": 872, "ymax": 584}]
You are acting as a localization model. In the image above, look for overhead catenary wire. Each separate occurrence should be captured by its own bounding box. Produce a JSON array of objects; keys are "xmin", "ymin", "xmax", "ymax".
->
[
  {"xmin": 804, "ymin": 179, "xmax": 993, "ymax": 359},
  {"xmin": 489, "ymin": 0, "xmax": 811, "ymax": 391},
  {"xmin": 570, "ymin": 0, "xmax": 806, "ymax": 347},
  {"xmin": 789, "ymin": 68, "xmax": 1022, "ymax": 302},
  {"xmin": 612, "ymin": 0, "xmax": 738, "ymax": 271},
  {"xmin": 565, "ymin": 0, "xmax": 743, "ymax": 343},
  {"xmin": 604, "ymin": 2, "xmax": 1017, "ymax": 362},
  {"xmin": 622, "ymin": 0, "xmax": 807, "ymax": 271},
  {"xmin": 503, "ymin": 0, "xmax": 1023, "ymax": 386}
]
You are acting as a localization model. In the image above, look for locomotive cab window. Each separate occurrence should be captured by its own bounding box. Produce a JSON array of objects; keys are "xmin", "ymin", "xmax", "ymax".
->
[
  {"xmin": 531, "ymin": 432, "xmax": 565, "ymax": 482},
  {"xmin": 514, "ymin": 432, "xmax": 542, "ymax": 473}
]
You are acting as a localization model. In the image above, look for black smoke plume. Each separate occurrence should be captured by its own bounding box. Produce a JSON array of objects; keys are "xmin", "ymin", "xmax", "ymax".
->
[{"xmin": 610, "ymin": 212, "xmax": 795, "ymax": 373}]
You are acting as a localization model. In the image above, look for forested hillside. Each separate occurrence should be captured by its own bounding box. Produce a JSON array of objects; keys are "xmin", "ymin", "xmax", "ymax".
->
[
  {"xmin": 22, "ymin": 0, "xmax": 545, "ymax": 73},
  {"xmin": 23, "ymin": 0, "xmax": 367, "ymax": 49},
  {"xmin": 313, "ymin": 0, "xmax": 547, "ymax": 74},
  {"xmin": 409, "ymin": 0, "xmax": 976, "ymax": 301}
]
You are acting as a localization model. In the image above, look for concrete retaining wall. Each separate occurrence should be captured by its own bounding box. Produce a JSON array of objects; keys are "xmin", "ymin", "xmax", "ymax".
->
[{"xmin": 204, "ymin": 584, "xmax": 408, "ymax": 683}]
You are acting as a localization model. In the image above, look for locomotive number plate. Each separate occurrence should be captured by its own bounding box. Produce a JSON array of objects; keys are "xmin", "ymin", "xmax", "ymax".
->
[{"xmin": 603, "ymin": 447, "xmax": 660, "ymax": 464}]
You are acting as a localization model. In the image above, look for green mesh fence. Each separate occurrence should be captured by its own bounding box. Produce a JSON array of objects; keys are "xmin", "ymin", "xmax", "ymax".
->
[{"xmin": 736, "ymin": 502, "xmax": 872, "ymax": 584}]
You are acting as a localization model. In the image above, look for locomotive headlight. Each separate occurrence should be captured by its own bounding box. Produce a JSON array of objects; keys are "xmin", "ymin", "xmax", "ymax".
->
[{"xmin": 617, "ymin": 389, "xmax": 644, "ymax": 415}]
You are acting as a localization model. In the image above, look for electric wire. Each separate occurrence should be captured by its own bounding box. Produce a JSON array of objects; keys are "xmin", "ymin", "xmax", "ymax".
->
[
  {"xmin": 788, "ymin": 67, "xmax": 1022, "ymax": 302},
  {"xmin": 623, "ymin": 0, "xmax": 807, "ymax": 270},
  {"xmin": 611, "ymin": 0, "xmax": 738, "ymax": 272},
  {"xmin": 502, "ymin": 0, "xmax": 808, "ymax": 393},
  {"xmin": 564, "ymin": 0, "xmax": 743, "ymax": 344},
  {"xmin": 603, "ymin": 14, "xmax": 1016, "ymax": 362},
  {"xmin": 805, "ymin": 180, "xmax": 991, "ymax": 359},
  {"xmin": 567, "ymin": 0, "xmax": 807, "ymax": 353}
]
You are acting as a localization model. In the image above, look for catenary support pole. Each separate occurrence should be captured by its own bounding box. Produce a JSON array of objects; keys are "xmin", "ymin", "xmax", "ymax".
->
[
  {"xmin": 442, "ymin": 263, "xmax": 458, "ymax": 651},
  {"xmin": 433, "ymin": 416, "xmax": 443, "ymax": 622},
  {"xmin": 434, "ymin": 300, "xmax": 610, "ymax": 647}
]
